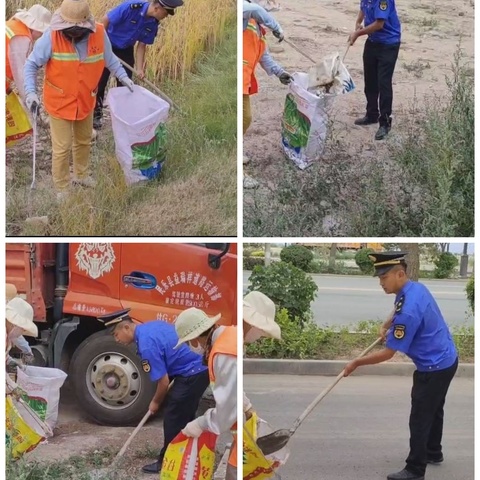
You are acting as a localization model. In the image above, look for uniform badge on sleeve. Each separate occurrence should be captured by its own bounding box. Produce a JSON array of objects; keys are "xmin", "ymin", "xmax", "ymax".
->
[
  {"xmin": 393, "ymin": 325, "xmax": 405, "ymax": 339},
  {"xmin": 142, "ymin": 360, "xmax": 151, "ymax": 373},
  {"xmin": 380, "ymin": 0, "xmax": 388, "ymax": 10}
]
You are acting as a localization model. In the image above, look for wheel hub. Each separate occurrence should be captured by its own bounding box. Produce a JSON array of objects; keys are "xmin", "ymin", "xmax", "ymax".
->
[{"xmin": 87, "ymin": 353, "xmax": 141, "ymax": 409}]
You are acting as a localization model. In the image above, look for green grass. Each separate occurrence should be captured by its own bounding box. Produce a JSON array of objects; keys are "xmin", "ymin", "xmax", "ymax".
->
[{"xmin": 6, "ymin": 22, "xmax": 236, "ymax": 236}]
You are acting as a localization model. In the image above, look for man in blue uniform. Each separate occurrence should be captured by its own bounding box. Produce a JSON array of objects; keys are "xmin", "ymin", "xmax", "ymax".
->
[
  {"xmin": 94, "ymin": 0, "xmax": 184, "ymax": 129},
  {"xmin": 348, "ymin": 0, "xmax": 401, "ymax": 140},
  {"xmin": 344, "ymin": 252, "xmax": 458, "ymax": 480},
  {"xmin": 106, "ymin": 309, "xmax": 209, "ymax": 475}
]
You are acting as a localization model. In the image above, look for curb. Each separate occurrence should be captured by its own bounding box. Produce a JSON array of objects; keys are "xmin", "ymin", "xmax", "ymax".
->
[{"xmin": 244, "ymin": 359, "xmax": 474, "ymax": 378}]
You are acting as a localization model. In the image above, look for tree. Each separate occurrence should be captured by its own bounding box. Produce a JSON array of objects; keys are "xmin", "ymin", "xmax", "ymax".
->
[
  {"xmin": 439, "ymin": 243, "xmax": 450, "ymax": 253},
  {"xmin": 265, "ymin": 244, "xmax": 272, "ymax": 267},
  {"xmin": 399, "ymin": 244, "xmax": 420, "ymax": 281},
  {"xmin": 328, "ymin": 244, "xmax": 337, "ymax": 271},
  {"xmin": 459, "ymin": 243, "xmax": 469, "ymax": 278}
]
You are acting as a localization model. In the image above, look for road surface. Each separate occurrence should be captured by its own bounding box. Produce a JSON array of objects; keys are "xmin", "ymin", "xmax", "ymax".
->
[
  {"xmin": 244, "ymin": 374, "xmax": 474, "ymax": 480},
  {"xmin": 243, "ymin": 272, "xmax": 471, "ymax": 327}
]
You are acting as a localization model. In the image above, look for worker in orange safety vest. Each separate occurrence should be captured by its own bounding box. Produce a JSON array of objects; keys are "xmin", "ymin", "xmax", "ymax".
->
[
  {"xmin": 23, "ymin": 0, "xmax": 133, "ymax": 199},
  {"xmin": 175, "ymin": 308, "xmax": 238, "ymax": 480}
]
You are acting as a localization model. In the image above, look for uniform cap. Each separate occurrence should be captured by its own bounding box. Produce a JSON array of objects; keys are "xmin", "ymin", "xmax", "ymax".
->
[
  {"xmin": 369, "ymin": 251, "xmax": 407, "ymax": 277},
  {"xmin": 6, "ymin": 297, "xmax": 38, "ymax": 338},
  {"xmin": 6, "ymin": 283, "xmax": 17, "ymax": 302},
  {"xmin": 174, "ymin": 308, "xmax": 221, "ymax": 348},
  {"xmin": 243, "ymin": 291, "xmax": 281, "ymax": 340},
  {"xmin": 12, "ymin": 5, "xmax": 52, "ymax": 33},
  {"xmin": 156, "ymin": 0, "xmax": 184, "ymax": 15}
]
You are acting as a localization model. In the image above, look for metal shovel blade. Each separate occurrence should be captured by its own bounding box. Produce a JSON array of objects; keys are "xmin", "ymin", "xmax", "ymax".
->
[{"xmin": 256, "ymin": 428, "xmax": 292, "ymax": 456}]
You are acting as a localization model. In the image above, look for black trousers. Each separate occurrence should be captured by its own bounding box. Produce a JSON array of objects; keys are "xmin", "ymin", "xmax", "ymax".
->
[
  {"xmin": 362, "ymin": 40, "xmax": 400, "ymax": 127},
  {"xmin": 157, "ymin": 370, "xmax": 210, "ymax": 465},
  {"xmin": 95, "ymin": 45, "xmax": 135, "ymax": 115},
  {"xmin": 406, "ymin": 358, "xmax": 458, "ymax": 475}
]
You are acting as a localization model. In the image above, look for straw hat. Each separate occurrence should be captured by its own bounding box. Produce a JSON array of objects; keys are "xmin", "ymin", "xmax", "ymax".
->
[
  {"xmin": 12, "ymin": 4, "xmax": 52, "ymax": 33},
  {"xmin": 6, "ymin": 283, "xmax": 17, "ymax": 302},
  {"xmin": 243, "ymin": 291, "xmax": 281, "ymax": 340},
  {"xmin": 174, "ymin": 308, "xmax": 221, "ymax": 348},
  {"xmin": 6, "ymin": 297, "xmax": 38, "ymax": 338},
  {"xmin": 56, "ymin": 0, "xmax": 94, "ymax": 28}
]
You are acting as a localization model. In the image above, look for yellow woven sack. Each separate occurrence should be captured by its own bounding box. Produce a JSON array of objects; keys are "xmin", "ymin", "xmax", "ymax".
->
[{"xmin": 6, "ymin": 90, "xmax": 32, "ymax": 147}]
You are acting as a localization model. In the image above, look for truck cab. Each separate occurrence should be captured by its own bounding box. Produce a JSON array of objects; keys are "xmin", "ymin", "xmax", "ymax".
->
[{"xmin": 6, "ymin": 243, "xmax": 237, "ymax": 426}]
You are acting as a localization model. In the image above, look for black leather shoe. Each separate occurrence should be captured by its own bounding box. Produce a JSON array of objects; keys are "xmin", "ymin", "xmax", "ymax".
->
[
  {"xmin": 354, "ymin": 115, "xmax": 378, "ymax": 126},
  {"xmin": 375, "ymin": 125, "xmax": 390, "ymax": 140},
  {"xmin": 427, "ymin": 455, "xmax": 444, "ymax": 464},
  {"xmin": 142, "ymin": 461, "xmax": 161, "ymax": 474},
  {"xmin": 387, "ymin": 468, "xmax": 424, "ymax": 480}
]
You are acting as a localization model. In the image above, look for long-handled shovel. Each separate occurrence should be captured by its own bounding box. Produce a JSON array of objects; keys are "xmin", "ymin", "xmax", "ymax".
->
[
  {"xmin": 117, "ymin": 58, "xmax": 182, "ymax": 114},
  {"xmin": 256, "ymin": 337, "xmax": 383, "ymax": 456}
]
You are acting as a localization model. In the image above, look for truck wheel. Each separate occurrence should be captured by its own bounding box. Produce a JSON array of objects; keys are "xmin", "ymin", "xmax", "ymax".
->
[{"xmin": 70, "ymin": 330, "xmax": 156, "ymax": 426}]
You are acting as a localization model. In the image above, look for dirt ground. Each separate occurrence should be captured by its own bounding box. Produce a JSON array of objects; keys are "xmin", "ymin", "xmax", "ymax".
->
[
  {"xmin": 243, "ymin": 0, "xmax": 474, "ymax": 231},
  {"xmin": 22, "ymin": 384, "xmax": 230, "ymax": 479}
]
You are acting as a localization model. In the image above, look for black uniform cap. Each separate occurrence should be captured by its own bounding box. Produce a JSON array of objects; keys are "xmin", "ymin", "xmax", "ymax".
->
[
  {"xmin": 156, "ymin": 0, "xmax": 184, "ymax": 15},
  {"xmin": 369, "ymin": 252, "xmax": 407, "ymax": 277},
  {"xmin": 97, "ymin": 308, "xmax": 132, "ymax": 327}
]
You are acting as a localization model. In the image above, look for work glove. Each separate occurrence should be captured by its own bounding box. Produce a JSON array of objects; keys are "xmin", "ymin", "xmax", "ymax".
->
[
  {"xmin": 182, "ymin": 418, "xmax": 204, "ymax": 438},
  {"xmin": 25, "ymin": 92, "xmax": 40, "ymax": 114},
  {"xmin": 120, "ymin": 77, "xmax": 135, "ymax": 93},
  {"xmin": 7, "ymin": 357, "xmax": 26, "ymax": 371},
  {"xmin": 278, "ymin": 72, "xmax": 293, "ymax": 85},
  {"xmin": 22, "ymin": 352, "xmax": 35, "ymax": 365},
  {"xmin": 272, "ymin": 29, "xmax": 284, "ymax": 42}
]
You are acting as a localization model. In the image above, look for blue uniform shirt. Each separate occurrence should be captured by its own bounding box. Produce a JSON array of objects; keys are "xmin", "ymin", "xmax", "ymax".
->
[
  {"xmin": 107, "ymin": 0, "xmax": 160, "ymax": 49},
  {"xmin": 361, "ymin": 0, "xmax": 401, "ymax": 44},
  {"xmin": 135, "ymin": 321, "xmax": 207, "ymax": 382},
  {"xmin": 386, "ymin": 281, "xmax": 457, "ymax": 372}
]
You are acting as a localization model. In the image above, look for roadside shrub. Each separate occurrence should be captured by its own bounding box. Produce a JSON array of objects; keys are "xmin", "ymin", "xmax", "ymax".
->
[
  {"xmin": 308, "ymin": 260, "xmax": 327, "ymax": 274},
  {"xmin": 433, "ymin": 252, "xmax": 459, "ymax": 279},
  {"xmin": 250, "ymin": 250, "xmax": 265, "ymax": 257},
  {"xmin": 355, "ymin": 248, "xmax": 375, "ymax": 274},
  {"xmin": 466, "ymin": 276, "xmax": 474, "ymax": 313},
  {"xmin": 280, "ymin": 245, "xmax": 313, "ymax": 271},
  {"xmin": 243, "ymin": 257, "xmax": 265, "ymax": 270},
  {"xmin": 248, "ymin": 261, "xmax": 318, "ymax": 323}
]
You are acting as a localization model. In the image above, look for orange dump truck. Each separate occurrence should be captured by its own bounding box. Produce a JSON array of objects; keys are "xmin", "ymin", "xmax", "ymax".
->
[{"xmin": 6, "ymin": 243, "xmax": 237, "ymax": 425}]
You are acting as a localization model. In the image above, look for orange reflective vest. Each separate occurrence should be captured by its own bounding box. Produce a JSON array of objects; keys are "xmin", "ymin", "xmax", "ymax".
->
[
  {"xmin": 208, "ymin": 325, "xmax": 238, "ymax": 468},
  {"xmin": 44, "ymin": 24, "xmax": 105, "ymax": 121},
  {"xmin": 6, "ymin": 19, "xmax": 33, "ymax": 92},
  {"xmin": 243, "ymin": 19, "xmax": 266, "ymax": 96}
]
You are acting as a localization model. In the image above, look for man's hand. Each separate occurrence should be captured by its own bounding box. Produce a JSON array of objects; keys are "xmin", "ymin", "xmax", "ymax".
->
[
  {"xmin": 25, "ymin": 92, "xmax": 40, "ymax": 114},
  {"xmin": 272, "ymin": 29, "xmax": 284, "ymax": 42},
  {"xmin": 149, "ymin": 398, "xmax": 161, "ymax": 415},
  {"xmin": 355, "ymin": 22, "xmax": 363, "ymax": 31},
  {"xmin": 279, "ymin": 72, "xmax": 292, "ymax": 85},
  {"xmin": 120, "ymin": 77, "xmax": 135, "ymax": 92},
  {"xmin": 348, "ymin": 31, "xmax": 360, "ymax": 45},
  {"xmin": 343, "ymin": 360, "xmax": 358, "ymax": 377},
  {"xmin": 135, "ymin": 68, "xmax": 145, "ymax": 80},
  {"xmin": 245, "ymin": 407, "xmax": 255, "ymax": 421},
  {"xmin": 182, "ymin": 418, "xmax": 203, "ymax": 438}
]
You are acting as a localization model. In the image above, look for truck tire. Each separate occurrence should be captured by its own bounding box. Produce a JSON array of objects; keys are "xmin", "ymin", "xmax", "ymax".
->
[{"xmin": 70, "ymin": 330, "xmax": 156, "ymax": 426}]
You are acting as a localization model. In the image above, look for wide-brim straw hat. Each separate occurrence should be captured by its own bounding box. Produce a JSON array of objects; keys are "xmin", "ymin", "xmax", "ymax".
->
[
  {"xmin": 174, "ymin": 308, "xmax": 222, "ymax": 348},
  {"xmin": 12, "ymin": 4, "xmax": 52, "ymax": 33},
  {"xmin": 6, "ymin": 283, "xmax": 17, "ymax": 302},
  {"xmin": 6, "ymin": 297, "xmax": 38, "ymax": 338},
  {"xmin": 243, "ymin": 291, "xmax": 281, "ymax": 340},
  {"xmin": 52, "ymin": 0, "xmax": 95, "ymax": 31}
]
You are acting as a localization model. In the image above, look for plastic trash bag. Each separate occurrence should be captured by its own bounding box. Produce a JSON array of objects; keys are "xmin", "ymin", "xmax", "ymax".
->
[
  {"xmin": 16, "ymin": 366, "xmax": 67, "ymax": 431},
  {"xmin": 160, "ymin": 431, "xmax": 217, "ymax": 480},
  {"xmin": 307, "ymin": 53, "xmax": 355, "ymax": 95},
  {"xmin": 6, "ymin": 90, "xmax": 32, "ymax": 147},
  {"xmin": 281, "ymin": 69, "xmax": 354, "ymax": 170},
  {"xmin": 243, "ymin": 413, "xmax": 289, "ymax": 480},
  {"xmin": 107, "ymin": 85, "xmax": 170, "ymax": 185}
]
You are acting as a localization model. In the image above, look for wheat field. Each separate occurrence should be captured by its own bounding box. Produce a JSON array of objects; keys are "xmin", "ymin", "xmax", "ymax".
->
[{"xmin": 6, "ymin": 0, "xmax": 235, "ymax": 80}]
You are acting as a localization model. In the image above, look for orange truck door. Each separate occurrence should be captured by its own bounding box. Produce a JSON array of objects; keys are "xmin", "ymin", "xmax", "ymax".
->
[{"xmin": 118, "ymin": 243, "xmax": 237, "ymax": 325}]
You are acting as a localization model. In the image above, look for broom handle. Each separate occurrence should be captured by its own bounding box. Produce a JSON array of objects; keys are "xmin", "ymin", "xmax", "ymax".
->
[
  {"xmin": 343, "ymin": 44, "xmax": 350, "ymax": 62},
  {"xmin": 283, "ymin": 38, "xmax": 316, "ymax": 64},
  {"xmin": 292, "ymin": 337, "xmax": 382, "ymax": 431},
  {"xmin": 117, "ymin": 58, "xmax": 182, "ymax": 112}
]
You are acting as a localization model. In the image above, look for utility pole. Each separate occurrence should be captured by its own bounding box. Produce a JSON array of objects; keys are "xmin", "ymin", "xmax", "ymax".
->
[{"xmin": 459, "ymin": 243, "xmax": 469, "ymax": 278}]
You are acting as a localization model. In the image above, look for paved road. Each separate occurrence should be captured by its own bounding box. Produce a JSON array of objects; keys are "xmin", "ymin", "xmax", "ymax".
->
[
  {"xmin": 243, "ymin": 272, "xmax": 472, "ymax": 327},
  {"xmin": 244, "ymin": 374, "xmax": 474, "ymax": 480}
]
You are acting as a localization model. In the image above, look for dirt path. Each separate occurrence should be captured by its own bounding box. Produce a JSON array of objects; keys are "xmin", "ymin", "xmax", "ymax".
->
[{"xmin": 243, "ymin": 0, "xmax": 474, "ymax": 231}]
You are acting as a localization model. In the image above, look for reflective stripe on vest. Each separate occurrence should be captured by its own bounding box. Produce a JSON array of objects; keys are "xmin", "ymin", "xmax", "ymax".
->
[
  {"xmin": 243, "ymin": 19, "xmax": 266, "ymax": 96},
  {"xmin": 44, "ymin": 24, "xmax": 105, "ymax": 121}
]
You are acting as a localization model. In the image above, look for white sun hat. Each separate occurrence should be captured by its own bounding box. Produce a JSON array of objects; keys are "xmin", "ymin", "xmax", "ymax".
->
[
  {"xmin": 243, "ymin": 291, "xmax": 281, "ymax": 340},
  {"xmin": 174, "ymin": 308, "xmax": 222, "ymax": 348},
  {"xmin": 12, "ymin": 5, "xmax": 52, "ymax": 33},
  {"xmin": 6, "ymin": 297, "xmax": 38, "ymax": 338},
  {"xmin": 6, "ymin": 283, "xmax": 17, "ymax": 302}
]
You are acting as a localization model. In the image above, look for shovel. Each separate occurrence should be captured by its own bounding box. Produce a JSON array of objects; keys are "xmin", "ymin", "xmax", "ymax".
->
[{"xmin": 256, "ymin": 337, "xmax": 383, "ymax": 455}]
